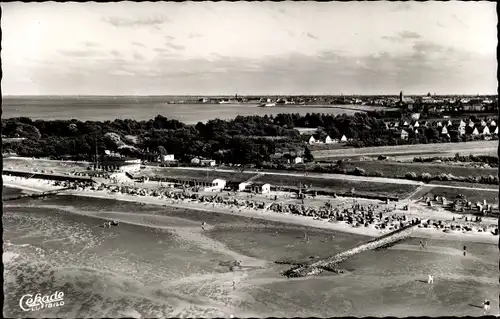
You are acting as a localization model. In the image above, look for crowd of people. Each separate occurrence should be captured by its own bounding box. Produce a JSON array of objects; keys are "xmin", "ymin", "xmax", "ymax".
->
[{"xmin": 33, "ymin": 177, "xmax": 495, "ymax": 236}]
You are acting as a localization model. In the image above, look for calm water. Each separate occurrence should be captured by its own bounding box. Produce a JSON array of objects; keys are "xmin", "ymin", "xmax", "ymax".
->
[
  {"xmin": 3, "ymin": 188, "xmax": 498, "ymax": 317},
  {"xmin": 2, "ymin": 96, "xmax": 379, "ymax": 123}
]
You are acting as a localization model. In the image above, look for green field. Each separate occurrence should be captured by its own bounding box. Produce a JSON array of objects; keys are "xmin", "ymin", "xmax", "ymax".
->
[
  {"xmin": 254, "ymin": 174, "xmax": 418, "ymax": 199},
  {"xmin": 137, "ymin": 167, "xmax": 418, "ymax": 199},
  {"xmin": 138, "ymin": 167, "xmax": 254, "ymax": 182},
  {"xmin": 429, "ymin": 181, "xmax": 500, "ymax": 189},
  {"xmin": 410, "ymin": 185, "xmax": 499, "ymax": 205},
  {"xmin": 332, "ymin": 161, "xmax": 498, "ymax": 179},
  {"xmin": 312, "ymin": 140, "xmax": 498, "ymax": 159}
]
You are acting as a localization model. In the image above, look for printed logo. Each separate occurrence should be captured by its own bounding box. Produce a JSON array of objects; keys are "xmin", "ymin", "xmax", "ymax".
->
[{"xmin": 19, "ymin": 291, "xmax": 65, "ymax": 312}]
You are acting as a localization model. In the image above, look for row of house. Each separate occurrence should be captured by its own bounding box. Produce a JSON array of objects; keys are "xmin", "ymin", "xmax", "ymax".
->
[
  {"xmin": 232, "ymin": 181, "xmax": 271, "ymax": 194},
  {"xmin": 305, "ymin": 134, "xmax": 350, "ymax": 145},
  {"xmin": 387, "ymin": 117, "xmax": 498, "ymax": 140},
  {"xmin": 270, "ymin": 153, "xmax": 304, "ymax": 164},
  {"xmin": 386, "ymin": 118, "xmax": 496, "ymax": 130},
  {"xmin": 144, "ymin": 175, "xmax": 272, "ymax": 194},
  {"xmin": 191, "ymin": 157, "xmax": 217, "ymax": 167}
]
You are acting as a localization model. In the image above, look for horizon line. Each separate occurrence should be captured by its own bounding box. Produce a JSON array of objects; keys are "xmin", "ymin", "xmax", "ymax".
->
[{"xmin": 3, "ymin": 93, "xmax": 498, "ymax": 97}]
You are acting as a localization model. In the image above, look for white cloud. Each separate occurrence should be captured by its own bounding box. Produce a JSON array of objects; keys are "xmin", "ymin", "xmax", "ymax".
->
[{"xmin": 1, "ymin": 1, "xmax": 497, "ymax": 95}]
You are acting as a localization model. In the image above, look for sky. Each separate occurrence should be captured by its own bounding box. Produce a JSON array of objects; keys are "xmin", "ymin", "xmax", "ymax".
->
[{"xmin": 1, "ymin": 1, "xmax": 497, "ymax": 95}]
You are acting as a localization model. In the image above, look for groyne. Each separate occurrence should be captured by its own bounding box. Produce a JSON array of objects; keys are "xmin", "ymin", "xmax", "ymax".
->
[
  {"xmin": 3, "ymin": 169, "xmax": 94, "ymax": 183},
  {"xmin": 284, "ymin": 223, "xmax": 418, "ymax": 277},
  {"xmin": 4, "ymin": 187, "xmax": 73, "ymax": 201}
]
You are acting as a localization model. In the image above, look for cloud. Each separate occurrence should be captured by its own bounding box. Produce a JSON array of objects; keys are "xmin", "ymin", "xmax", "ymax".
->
[
  {"xmin": 109, "ymin": 70, "xmax": 136, "ymax": 76},
  {"xmin": 102, "ymin": 16, "xmax": 168, "ymax": 28},
  {"xmin": 305, "ymin": 32, "xmax": 318, "ymax": 40},
  {"xmin": 382, "ymin": 30, "xmax": 421, "ymax": 42},
  {"xmin": 84, "ymin": 41, "xmax": 100, "ymax": 48},
  {"xmin": 154, "ymin": 48, "xmax": 169, "ymax": 53},
  {"xmin": 110, "ymin": 50, "xmax": 122, "ymax": 57},
  {"xmin": 166, "ymin": 35, "xmax": 176, "ymax": 40},
  {"xmin": 15, "ymin": 45, "xmax": 496, "ymax": 95},
  {"xmin": 58, "ymin": 49, "xmax": 103, "ymax": 58},
  {"xmin": 132, "ymin": 42, "xmax": 146, "ymax": 48},
  {"xmin": 451, "ymin": 14, "xmax": 468, "ymax": 29},
  {"xmin": 133, "ymin": 51, "xmax": 145, "ymax": 60},
  {"xmin": 165, "ymin": 43, "xmax": 185, "ymax": 51},
  {"xmin": 188, "ymin": 33, "xmax": 203, "ymax": 39}
]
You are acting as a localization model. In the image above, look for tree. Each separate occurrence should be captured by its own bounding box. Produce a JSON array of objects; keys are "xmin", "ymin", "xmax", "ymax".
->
[
  {"xmin": 157, "ymin": 145, "xmax": 167, "ymax": 155},
  {"xmin": 304, "ymin": 147, "xmax": 314, "ymax": 162}
]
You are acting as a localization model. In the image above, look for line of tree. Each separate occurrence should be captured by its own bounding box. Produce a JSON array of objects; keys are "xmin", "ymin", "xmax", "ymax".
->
[{"xmin": 2, "ymin": 112, "xmax": 496, "ymax": 165}]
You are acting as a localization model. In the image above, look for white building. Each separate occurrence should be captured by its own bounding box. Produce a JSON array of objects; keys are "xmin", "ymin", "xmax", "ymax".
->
[
  {"xmin": 293, "ymin": 157, "xmax": 304, "ymax": 164},
  {"xmin": 458, "ymin": 126, "xmax": 466, "ymax": 136},
  {"xmin": 238, "ymin": 182, "xmax": 252, "ymax": 192},
  {"xmin": 159, "ymin": 154, "xmax": 175, "ymax": 162},
  {"xmin": 119, "ymin": 163, "xmax": 141, "ymax": 173},
  {"xmin": 251, "ymin": 183, "xmax": 271, "ymax": 194},
  {"xmin": 191, "ymin": 157, "xmax": 216, "ymax": 166},
  {"xmin": 200, "ymin": 159, "xmax": 216, "ymax": 167},
  {"xmin": 324, "ymin": 135, "xmax": 334, "ymax": 144},
  {"xmin": 125, "ymin": 159, "xmax": 141, "ymax": 164},
  {"xmin": 308, "ymin": 136, "xmax": 316, "ymax": 145},
  {"xmin": 340, "ymin": 135, "xmax": 348, "ymax": 143},
  {"xmin": 480, "ymin": 126, "xmax": 491, "ymax": 135},
  {"xmin": 410, "ymin": 113, "xmax": 421, "ymax": 120},
  {"xmin": 204, "ymin": 178, "xmax": 226, "ymax": 192}
]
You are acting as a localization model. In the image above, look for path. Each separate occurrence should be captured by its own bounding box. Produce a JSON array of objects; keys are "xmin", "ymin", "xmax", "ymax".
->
[{"xmin": 241, "ymin": 173, "xmax": 264, "ymax": 184}]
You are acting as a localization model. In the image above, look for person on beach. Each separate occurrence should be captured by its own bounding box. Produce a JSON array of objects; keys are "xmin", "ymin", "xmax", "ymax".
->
[
  {"xmin": 463, "ymin": 245, "xmax": 467, "ymax": 256},
  {"xmin": 201, "ymin": 221, "xmax": 206, "ymax": 230},
  {"xmin": 232, "ymin": 280, "xmax": 236, "ymax": 290},
  {"xmin": 427, "ymin": 274, "xmax": 434, "ymax": 284},
  {"xmin": 483, "ymin": 300, "xmax": 490, "ymax": 314}
]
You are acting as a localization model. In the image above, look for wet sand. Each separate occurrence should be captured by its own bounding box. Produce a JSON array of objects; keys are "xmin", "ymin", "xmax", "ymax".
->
[{"xmin": 3, "ymin": 188, "xmax": 499, "ymax": 317}]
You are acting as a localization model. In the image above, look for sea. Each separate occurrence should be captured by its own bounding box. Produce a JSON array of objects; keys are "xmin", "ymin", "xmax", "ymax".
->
[
  {"xmin": 2, "ymin": 96, "xmax": 381, "ymax": 124},
  {"xmin": 3, "ymin": 187, "xmax": 498, "ymax": 317}
]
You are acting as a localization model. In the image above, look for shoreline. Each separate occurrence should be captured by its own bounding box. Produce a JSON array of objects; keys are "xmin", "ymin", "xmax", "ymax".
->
[{"xmin": 3, "ymin": 177, "xmax": 497, "ymax": 244}]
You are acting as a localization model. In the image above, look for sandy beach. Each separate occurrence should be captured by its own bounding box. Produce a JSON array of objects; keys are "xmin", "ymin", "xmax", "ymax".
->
[
  {"xmin": 3, "ymin": 175, "xmax": 497, "ymax": 244},
  {"xmin": 3, "ymin": 175, "xmax": 499, "ymax": 318}
]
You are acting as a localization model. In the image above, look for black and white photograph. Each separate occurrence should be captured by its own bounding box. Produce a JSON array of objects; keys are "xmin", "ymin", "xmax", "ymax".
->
[{"xmin": 1, "ymin": 1, "xmax": 498, "ymax": 317}]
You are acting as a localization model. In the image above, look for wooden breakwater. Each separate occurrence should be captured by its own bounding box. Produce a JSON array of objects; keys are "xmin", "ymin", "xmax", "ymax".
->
[
  {"xmin": 284, "ymin": 223, "xmax": 418, "ymax": 277},
  {"xmin": 4, "ymin": 187, "xmax": 73, "ymax": 201}
]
